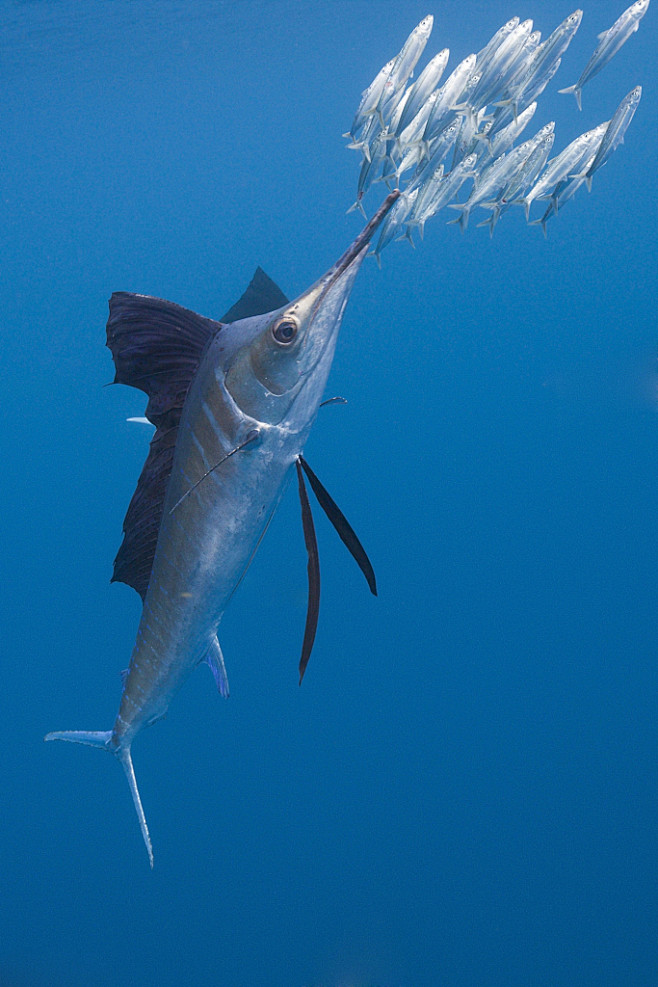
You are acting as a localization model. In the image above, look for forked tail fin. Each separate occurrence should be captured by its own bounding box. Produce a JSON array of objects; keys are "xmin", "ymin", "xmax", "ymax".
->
[
  {"xmin": 44, "ymin": 730, "xmax": 154, "ymax": 867},
  {"xmin": 557, "ymin": 84, "xmax": 582, "ymax": 111}
]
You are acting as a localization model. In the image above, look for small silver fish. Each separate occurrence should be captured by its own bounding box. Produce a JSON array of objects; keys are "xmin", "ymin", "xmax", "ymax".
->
[
  {"xmin": 447, "ymin": 150, "xmax": 513, "ymax": 232},
  {"xmin": 422, "ymin": 53, "xmax": 477, "ymax": 148},
  {"xmin": 530, "ymin": 154, "xmax": 596, "ymax": 235},
  {"xmin": 490, "ymin": 27, "xmax": 543, "ymax": 105},
  {"xmin": 481, "ymin": 102, "xmax": 538, "ymax": 165},
  {"xmin": 522, "ymin": 122, "xmax": 608, "ymax": 218},
  {"xmin": 474, "ymin": 17, "xmax": 521, "ymax": 78},
  {"xmin": 407, "ymin": 119, "xmax": 460, "ymax": 189},
  {"xmin": 393, "ymin": 48, "xmax": 450, "ymax": 140},
  {"xmin": 375, "ymin": 15, "xmax": 434, "ymax": 125},
  {"xmin": 467, "ymin": 19, "xmax": 534, "ymax": 112},
  {"xmin": 409, "ymin": 153, "xmax": 478, "ymax": 237},
  {"xmin": 346, "ymin": 59, "xmax": 395, "ymax": 142},
  {"xmin": 346, "ymin": 113, "xmax": 380, "ymax": 163},
  {"xmin": 395, "ymin": 88, "xmax": 441, "ymax": 154},
  {"xmin": 530, "ymin": 125, "xmax": 610, "ymax": 233},
  {"xmin": 348, "ymin": 128, "xmax": 390, "ymax": 216},
  {"xmin": 478, "ymin": 131, "xmax": 555, "ymax": 235},
  {"xmin": 387, "ymin": 88, "xmax": 412, "ymax": 136},
  {"xmin": 405, "ymin": 164, "xmax": 444, "ymax": 231},
  {"xmin": 583, "ymin": 85, "xmax": 642, "ymax": 189},
  {"xmin": 515, "ymin": 57, "xmax": 562, "ymax": 114},
  {"xmin": 496, "ymin": 10, "xmax": 582, "ymax": 118},
  {"xmin": 371, "ymin": 187, "xmax": 420, "ymax": 261},
  {"xmin": 389, "ymin": 14, "xmax": 434, "ymax": 91},
  {"xmin": 450, "ymin": 106, "xmax": 484, "ymax": 169},
  {"xmin": 393, "ymin": 140, "xmax": 426, "ymax": 182},
  {"xmin": 559, "ymin": 0, "xmax": 650, "ymax": 110},
  {"xmin": 449, "ymin": 121, "xmax": 553, "ymax": 232}
]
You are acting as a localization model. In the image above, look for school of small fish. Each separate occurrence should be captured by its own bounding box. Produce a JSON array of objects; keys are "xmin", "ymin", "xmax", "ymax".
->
[{"xmin": 344, "ymin": 1, "xmax": 649, "ymax": 253}]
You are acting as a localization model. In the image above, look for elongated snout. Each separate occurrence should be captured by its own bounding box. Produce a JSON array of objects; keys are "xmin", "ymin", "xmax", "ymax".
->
[
  {"xmin": 224, "ymin": 189, "xmax": 401, "ymax": 427},
  {"xmin": 309, "ymin": 190, "xmax": 402, "ymax": 316}
]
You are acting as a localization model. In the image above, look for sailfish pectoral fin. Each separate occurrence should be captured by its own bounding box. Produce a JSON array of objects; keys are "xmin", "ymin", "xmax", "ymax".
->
[
  {"xmin": 296, "ymin": 459, "xmax": 320, "ymax": 685},
  {"xmin": 298, "ymin": 457, "xmax": 377, "ymax": 596}
]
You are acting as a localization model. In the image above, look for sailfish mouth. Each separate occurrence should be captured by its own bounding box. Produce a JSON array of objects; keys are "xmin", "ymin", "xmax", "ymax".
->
[
  {"xmin": 310, "ymin": 190, "xmax": 401, "ymax": 318},
  {"xmin": 288, "ymin": 188, "xmax": 402, "ymax": 396}
]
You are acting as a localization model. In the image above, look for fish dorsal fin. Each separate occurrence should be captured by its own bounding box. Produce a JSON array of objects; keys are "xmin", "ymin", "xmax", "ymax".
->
[
  {"xmin": 107, "ymin": 292, "xmax": 222, "ymax": 599},
  {"xmin": 107, "ymin": 292, "xmax": 221, "ymax": 429},
  {"xmin": 220, "ymin": 267, "xmax": 288, "ymax": 323}
]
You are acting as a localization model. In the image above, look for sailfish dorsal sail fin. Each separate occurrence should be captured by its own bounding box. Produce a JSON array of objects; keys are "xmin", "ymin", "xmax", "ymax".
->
[
  {"xmin": 107, "ymin": 270, "xmax": 288, "ymax": 602},
  {"xmin": 107, "ymin": 291, "xmax": 223, "ymax": 600}
]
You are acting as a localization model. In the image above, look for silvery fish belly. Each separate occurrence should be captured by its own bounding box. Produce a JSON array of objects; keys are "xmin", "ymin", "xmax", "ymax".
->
[{"xmin": 124, "ymin": 346, "xmax": 298, "ymax": 732}]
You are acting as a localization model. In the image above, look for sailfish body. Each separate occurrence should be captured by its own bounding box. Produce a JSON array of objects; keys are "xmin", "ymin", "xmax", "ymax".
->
[{"xmin": 46, "ymin": 193, "xmax": 399, "ymax": 865}]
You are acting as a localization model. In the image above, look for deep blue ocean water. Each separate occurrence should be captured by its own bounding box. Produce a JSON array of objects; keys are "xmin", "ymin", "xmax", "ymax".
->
[{"xmin": 2, "ymin": 2, "xmax": 657, "ymax": 985}]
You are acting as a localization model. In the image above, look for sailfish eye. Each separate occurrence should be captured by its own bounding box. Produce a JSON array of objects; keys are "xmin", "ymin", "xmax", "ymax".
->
[{"xmin": 272, "ymin": 317, "xmax": 298, "ymax": 345}]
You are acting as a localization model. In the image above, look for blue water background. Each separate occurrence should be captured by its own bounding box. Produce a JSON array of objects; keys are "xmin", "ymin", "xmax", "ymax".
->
[{"xmin": 2, "ymin": 1, "xmax": 657, "ymax": 984}]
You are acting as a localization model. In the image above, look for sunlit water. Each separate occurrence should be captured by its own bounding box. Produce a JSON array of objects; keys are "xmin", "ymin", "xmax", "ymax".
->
[{"xmin": 2, "ymin": 2, "xmax": 657, "ymax": 985}]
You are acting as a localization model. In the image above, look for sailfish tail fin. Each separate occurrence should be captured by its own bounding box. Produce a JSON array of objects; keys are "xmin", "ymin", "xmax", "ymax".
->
[
  {"xmin": 44, "ymin": 730, "xmax": 154, "ymax": 867},
  {"xmin": 45, "ymin": 729, "xmax": 112, "ymax": 748},
  {"xmin": 117, "ymin": 747, "xmax": 153, "ymax": 868}
]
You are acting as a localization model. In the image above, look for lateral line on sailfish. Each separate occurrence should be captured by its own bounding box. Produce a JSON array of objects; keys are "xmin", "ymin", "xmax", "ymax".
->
[
  {"xmin": 169, "ymin": 429, "xmax": 261, "ymax": 514},
  {"xmin": 45, "ymin": 189, "xmax": 401, "ymax": 866}
]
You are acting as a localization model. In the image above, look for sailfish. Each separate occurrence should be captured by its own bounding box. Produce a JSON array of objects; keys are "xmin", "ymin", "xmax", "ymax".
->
[{"xmin": 45, "ymin": 191, "xmax": 400, "ymax": 865}]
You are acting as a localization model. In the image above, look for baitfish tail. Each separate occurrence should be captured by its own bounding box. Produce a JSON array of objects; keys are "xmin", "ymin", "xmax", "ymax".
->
[
  {"xmin": 44, "ymin": 730, "xmax": 153, "ymax": 867},
  {"xmin": 557, "ymin": 83, "xmax": 582, "ymax": 111}
]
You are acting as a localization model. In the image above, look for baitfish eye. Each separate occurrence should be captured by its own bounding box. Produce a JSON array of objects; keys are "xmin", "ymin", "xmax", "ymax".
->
[{"xmin": 272, "ymin": 318, "xmax": 298, "ymax": 345}]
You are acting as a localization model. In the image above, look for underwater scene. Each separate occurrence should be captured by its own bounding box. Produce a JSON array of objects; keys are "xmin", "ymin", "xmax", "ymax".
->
[{"xmin": 2, "ymin": 0, "xmax": 657, "ymax": 984}]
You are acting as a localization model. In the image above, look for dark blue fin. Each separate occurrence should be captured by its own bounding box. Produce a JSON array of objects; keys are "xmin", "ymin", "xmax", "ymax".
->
[
  {"xmin": 299, "ymin": 457, "xmax": 377, "ymax": 596},
  {"xmin": 107, "ymin": 292, "xmax": 221, "ymax": 430},
  {"xmin": 107, "ymin": 270, "xmax": 287, "ymax": 602},
  {"xmin": 296, "ymin": 459, "xmax": 320, "ymax": 685},
  {"xmin": 107, "ymin": 293, "xmax": 222, "ymax": 599},
  {"xmin": 220, "ymin": 267, "xmax": 288, "ymax": 323}
]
